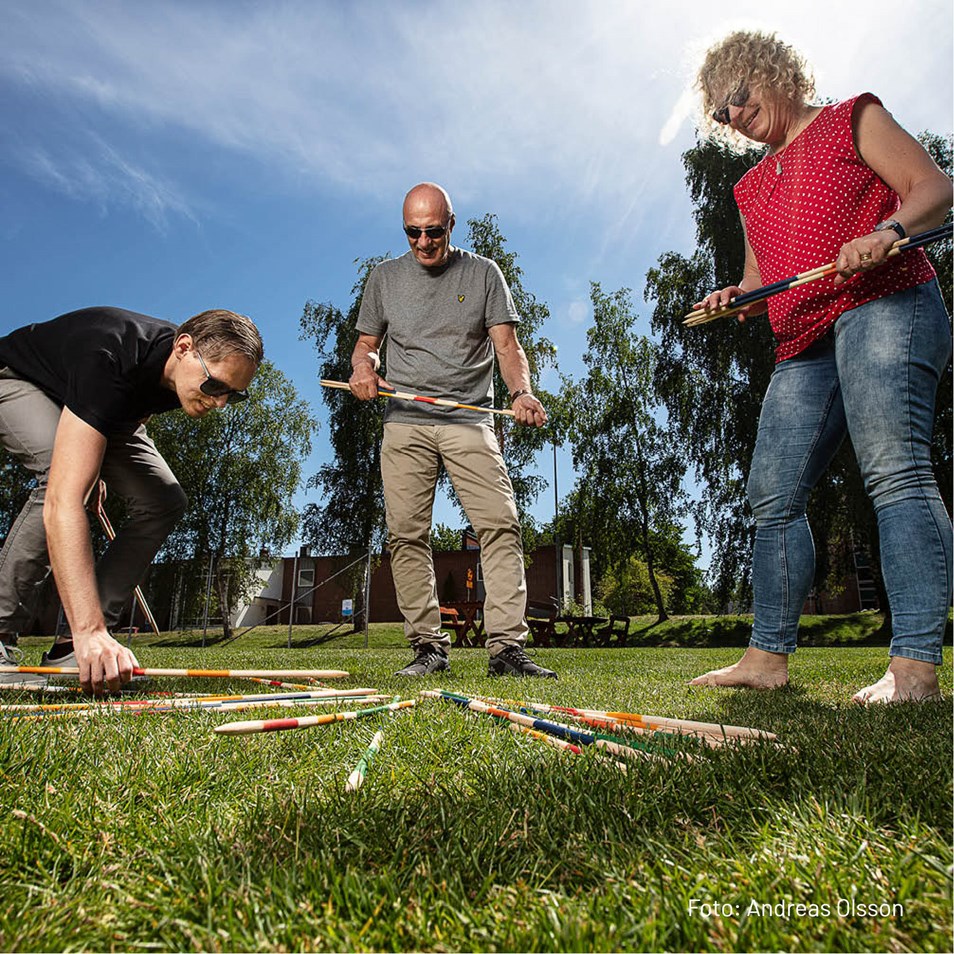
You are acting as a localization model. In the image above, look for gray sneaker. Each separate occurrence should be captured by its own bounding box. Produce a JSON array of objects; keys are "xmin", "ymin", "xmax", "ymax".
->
[
  {"xmin": 395, "ymin": 648, "xmax": 451, "ymax": 676},
  {"xmin": 488, "ymin": 646, "xmax": 557, "ymax": 679},
  {"xmin": 41, "ymin": 646, "xmax": 78, "ymax": 675},
  {"xmin": 0, "ymin": 642, "xmax": 48, "ymax": 687}
]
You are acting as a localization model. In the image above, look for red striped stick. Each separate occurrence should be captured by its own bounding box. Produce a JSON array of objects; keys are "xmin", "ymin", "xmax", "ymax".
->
[
  {"xmin": 12, "ymin": 666, "xmax": 351, "ymax": 681},
  {"xmin": 320, "ymin": 379, "xmax": 515, "ymax": 418},
  {"xmin": 214, "ymin": 698, "xmax": 415, "ymax": 736},
  {"xmin": 247, "ymin": 677, "xmax": 321, "ymax": 691},
  {"xmin": 2, "ymin": 687, "xmax": 379, "ymax": 714},
  {"xmin": 509, "ymin": 724, "xmax": 629, "ymax": 772}
]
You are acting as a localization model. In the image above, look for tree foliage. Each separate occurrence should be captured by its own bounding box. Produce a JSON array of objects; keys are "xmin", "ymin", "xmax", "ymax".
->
[
  {"xmin": 300, "ymin": 257, "xmax": 389, "ymax": 560},
  {"xmin": 558, "ymin": 282, "xmax": 693, "ymax": 621},
  {"xmin": 147, "ymin": 360, "xmax": 315, "ymax": 636},
  {"xmin": 466, "ymin": 214, "xmax": 558, "ymax": 514},
  {"xmin": 643, "ymin": 139, "xmax": 769, "ymax": 604}
]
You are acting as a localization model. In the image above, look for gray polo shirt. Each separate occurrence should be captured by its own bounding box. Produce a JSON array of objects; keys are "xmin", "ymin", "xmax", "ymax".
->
[{"xmin": 356, "ymin": 248, "xmax": 519, "ymax": 425}]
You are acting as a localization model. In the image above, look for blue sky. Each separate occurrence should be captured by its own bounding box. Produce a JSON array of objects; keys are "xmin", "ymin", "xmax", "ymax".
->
[{"xmin": 2, "ymin": 0, "xmax": 951, "ymax": 560}]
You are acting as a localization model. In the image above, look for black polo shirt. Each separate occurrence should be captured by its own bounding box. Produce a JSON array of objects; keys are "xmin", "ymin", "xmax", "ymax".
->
[{"xmin": 0, "ymin": 307, "xmax": 181, "ymax": 436}]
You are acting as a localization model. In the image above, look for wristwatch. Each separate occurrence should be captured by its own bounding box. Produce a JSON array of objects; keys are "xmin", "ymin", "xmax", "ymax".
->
[{"xmin": 874, "ymin": 219, "xmax": 906, "ymax": 239}]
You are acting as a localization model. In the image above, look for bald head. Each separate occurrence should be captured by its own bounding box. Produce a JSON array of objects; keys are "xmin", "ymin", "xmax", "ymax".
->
[
  {"xmin": 402, "ymin": 182, "xmax": 456, "ymax": 268},
  {"xmin": 403, "ymin": 182, "xmax": 454, "ymax": 219}
]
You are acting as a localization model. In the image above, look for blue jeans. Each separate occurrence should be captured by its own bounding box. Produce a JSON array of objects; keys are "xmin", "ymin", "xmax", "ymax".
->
[{"xmin": 747, "ymin": 281, "xmax": 952, "ymax": 665}]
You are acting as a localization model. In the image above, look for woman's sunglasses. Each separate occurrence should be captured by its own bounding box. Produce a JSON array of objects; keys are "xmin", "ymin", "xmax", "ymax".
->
[{"xmin": 713, "ymin": 84, "xmax": 750, "ymax": 125}]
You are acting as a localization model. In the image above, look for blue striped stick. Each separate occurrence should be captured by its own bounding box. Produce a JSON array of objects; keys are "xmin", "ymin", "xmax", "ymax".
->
[
  {"xmin": 424, "ymin": 690, "xmax": 671, "ymax": 761},
  {"xmin": 683, "ymin": 223, "xmax": 953, "ymax": 326}
]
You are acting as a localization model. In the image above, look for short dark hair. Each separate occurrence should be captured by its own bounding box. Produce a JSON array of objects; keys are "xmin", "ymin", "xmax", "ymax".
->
[{"xmin": 177, "ymin": 310, "xmax": 264, "ymax": 364}]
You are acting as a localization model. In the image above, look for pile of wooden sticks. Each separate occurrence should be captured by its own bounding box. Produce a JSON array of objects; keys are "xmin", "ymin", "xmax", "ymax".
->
[
  {"xmin": 423, "ymin": 689, "xmax": 778, "ymax": 770},
  {"xmin": 3, "ymin": 665, "xmax": 779, "ymax": 790}
]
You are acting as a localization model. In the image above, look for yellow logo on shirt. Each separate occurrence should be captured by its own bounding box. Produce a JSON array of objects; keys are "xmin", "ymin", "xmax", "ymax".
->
[{"xmin": 458, "ymin": 295, "xmax": 465, "ymax": 302}]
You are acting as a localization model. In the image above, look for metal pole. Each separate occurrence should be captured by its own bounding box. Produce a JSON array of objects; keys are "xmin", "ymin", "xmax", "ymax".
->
[
  {"xmin": 363, "ymin": 544, "xmax": 372, "ymax": 649},
  {"xmin": 201, "ymin": 555, "xmax": 214, "ymax": 648},
  {"xmin": 288, "ymin": 551, "xmax": 299, "ymax": 650},
  {"xmin": 552, "ymin": 439, "xmax": 561, "ymax": 607}
]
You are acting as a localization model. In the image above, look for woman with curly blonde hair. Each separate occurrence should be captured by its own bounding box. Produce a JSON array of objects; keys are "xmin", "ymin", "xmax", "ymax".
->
[{"xmin": 688, "ymin": 30, "xmax": 953, "ymax": 703}]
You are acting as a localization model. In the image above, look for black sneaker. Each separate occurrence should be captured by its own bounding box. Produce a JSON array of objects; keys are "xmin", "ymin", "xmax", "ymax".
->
[
  {"xmin": 395, "ymin": 648, "xmax": 451, "ymax": 676},
  {"xmin": 488, "ymin": 646, "xmax": 557, "ymax": 679}
]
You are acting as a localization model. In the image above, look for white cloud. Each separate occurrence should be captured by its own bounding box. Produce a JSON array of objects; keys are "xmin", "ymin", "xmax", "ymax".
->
[
  {"xmin": 566, "ymin": 299, "xmax": 590, "ymax": 325},
  {"xmin": 0, "ymin": 0, "xmax": 950, "ymax": 231},
  {"xmin": 14, "ymin": 134, "xmax": 197, "ymax": 230}
]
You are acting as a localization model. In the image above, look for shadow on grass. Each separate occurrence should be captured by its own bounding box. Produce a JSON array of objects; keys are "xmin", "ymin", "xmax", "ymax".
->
[
  {"xmin": 150, "ymin": 631, "xmax": 232, "ymax": 648},
  {"xmin": 623, "ymin": 612, "xmax": 953, "ymax": 650}
]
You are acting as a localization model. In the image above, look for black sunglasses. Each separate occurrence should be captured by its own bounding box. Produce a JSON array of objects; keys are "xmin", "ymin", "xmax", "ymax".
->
[
  {"xmin": 194, "ymin": 349, "xmax": 248, "ymax": 404},
  {"xmin": 713, "ymin": 84, "xmax": 750, "ymax": 125},
  {"xmin": 403, "ymin": 224, "xmax": 449, "ymax": 240}
]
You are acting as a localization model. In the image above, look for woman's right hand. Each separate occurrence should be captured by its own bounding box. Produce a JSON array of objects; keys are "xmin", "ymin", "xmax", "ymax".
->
[{"xmin": 693, "ymin": 285, "xmax": 754, "ymax": 322}]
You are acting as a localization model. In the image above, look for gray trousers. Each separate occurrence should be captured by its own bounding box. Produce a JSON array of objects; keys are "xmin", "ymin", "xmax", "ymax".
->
[{"xmin": 0, "ymin": 368, "xmax": 187, "ymax": 635}]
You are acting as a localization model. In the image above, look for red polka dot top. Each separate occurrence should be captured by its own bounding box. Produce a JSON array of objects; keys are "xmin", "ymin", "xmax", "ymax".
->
[{"xmin": 734, "ymin": 93, "xmax": 936, "ymax": 363}]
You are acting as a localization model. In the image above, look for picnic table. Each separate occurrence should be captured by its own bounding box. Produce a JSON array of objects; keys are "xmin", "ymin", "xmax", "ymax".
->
[
  {"xmin": 558, "ymin": 615, "xmax": 610, "ymax": 647},
  {"xmin": 526, "ymin": 599, "xmax": 559, "ymax": 647},
  {"xmin": 440, "ymin": 600, "xmax": 485, "ymax": 647}
]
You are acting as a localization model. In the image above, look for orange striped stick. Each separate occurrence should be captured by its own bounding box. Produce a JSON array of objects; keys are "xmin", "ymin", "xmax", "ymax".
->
[{"xmin": 214, "ymin": 698, "xmax": 415, "ymax": 736}]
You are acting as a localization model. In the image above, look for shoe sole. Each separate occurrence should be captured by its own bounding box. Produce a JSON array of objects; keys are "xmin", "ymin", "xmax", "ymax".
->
[{"xmin": 487, "ymin": 668, "xmax": 557, "ymax": 678}]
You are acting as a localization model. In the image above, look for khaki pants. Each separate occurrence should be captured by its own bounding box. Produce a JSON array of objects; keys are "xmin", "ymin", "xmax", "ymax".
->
[
  {"xmin": 381, "ymin": 422, "xmax": 528, "ymax": 655},
  {"xmin": 0, "ymin": 368, "xmax": 187, "ymax": 635}
]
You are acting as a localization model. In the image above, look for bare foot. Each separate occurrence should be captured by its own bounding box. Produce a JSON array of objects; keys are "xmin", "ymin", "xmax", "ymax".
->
[
  {"xmin": 688, "ymin": 647, "xmax": 789, "ymax": 689},
  {"xmin": 852, "ymin": 657, "xmax": 942, "ymax": 704}
]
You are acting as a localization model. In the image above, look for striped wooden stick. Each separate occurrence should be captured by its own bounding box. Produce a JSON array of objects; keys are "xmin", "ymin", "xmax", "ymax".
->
[
  {"xmin": 6, "ymin": 695, "xmax": 388, "ymax": 721},
  {"xmin": 13, "ymin": 666, "xmax": 351, "ymax": 681},
  {"xmin": 509, "ymin": 724, "xmax": 629, "ymax": 772},
  {"xmin": 425, "ymin": 690, "xmax": 664, "ymax": 762},
  {"xmin": 247, "ymin": 677, "xmax": 321, "ymax": 691},
  {"xmin": 214, "ymin": 698, "xmax": 415, "ymax": 736},
  {"xmin": 579, "ymin": 708, "xmax": 776, "ymax": 742},
  {"xmin": 344, "ymin": 729, "xmax": 385, "ymax": 793},
  {"xmin": 1, "ymin": 688, "xmax": 380, "ymax": 715},
  {"xmin": 683, "ymin": 223, "xmax": 953, "ymax": 326},
  {"xmin": 320, "ymin": 379, "xmax": 516, "ymax": 418},
  {"xmin": 477, "ymin": 694, "xmax": 730, "ymax": 746}
]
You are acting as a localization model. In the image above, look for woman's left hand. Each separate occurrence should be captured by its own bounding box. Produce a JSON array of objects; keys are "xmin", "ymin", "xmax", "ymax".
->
[{"xmin": 833, "ymin": 230, "xmax": 899, "ymax": 285}]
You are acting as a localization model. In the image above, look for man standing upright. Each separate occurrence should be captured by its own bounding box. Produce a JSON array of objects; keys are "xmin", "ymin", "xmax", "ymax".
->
[
  {"xmin": 349, "ymin": 182, "xmax": 556, "ymax": 679},
  {"xmin": 0, "ymin": 306, "xmax": 263, "ymax": 693}
]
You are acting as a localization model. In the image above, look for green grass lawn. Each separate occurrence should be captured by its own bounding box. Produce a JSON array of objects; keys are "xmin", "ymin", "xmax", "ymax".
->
[{"xmin": 1, "ymin": 619, "xmax": 951, "ymax": 953}]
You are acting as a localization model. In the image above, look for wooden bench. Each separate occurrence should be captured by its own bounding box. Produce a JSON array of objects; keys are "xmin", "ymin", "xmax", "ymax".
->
[
  {"xmin": 526, "ymin": 599, "xmax": 559, "ymax": 647},
  {"xmin": 440, "ymin": 600, "xmax": 485, "ymax": 647},
  {"xmin": 594, "ymin": 615, "xmax": 630, "ymax": 647}
]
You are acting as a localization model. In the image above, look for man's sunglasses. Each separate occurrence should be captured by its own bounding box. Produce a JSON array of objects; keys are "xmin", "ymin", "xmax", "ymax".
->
[
  {"xmin": 713, "ymin": 84, "xmax": 750, "ymax": 125},
  {"xmin": 194, "ymin": 349, "xmax": 248, "ymax": 404},
  {"xmin": 403, "ymin": 224, "xmax": 449, "ymax": 240}
]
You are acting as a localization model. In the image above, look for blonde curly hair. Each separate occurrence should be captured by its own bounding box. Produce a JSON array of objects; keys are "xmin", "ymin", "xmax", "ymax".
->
[{"xmin": 697, "ymin": 30, "xmax": 816, "ymax": 145}]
